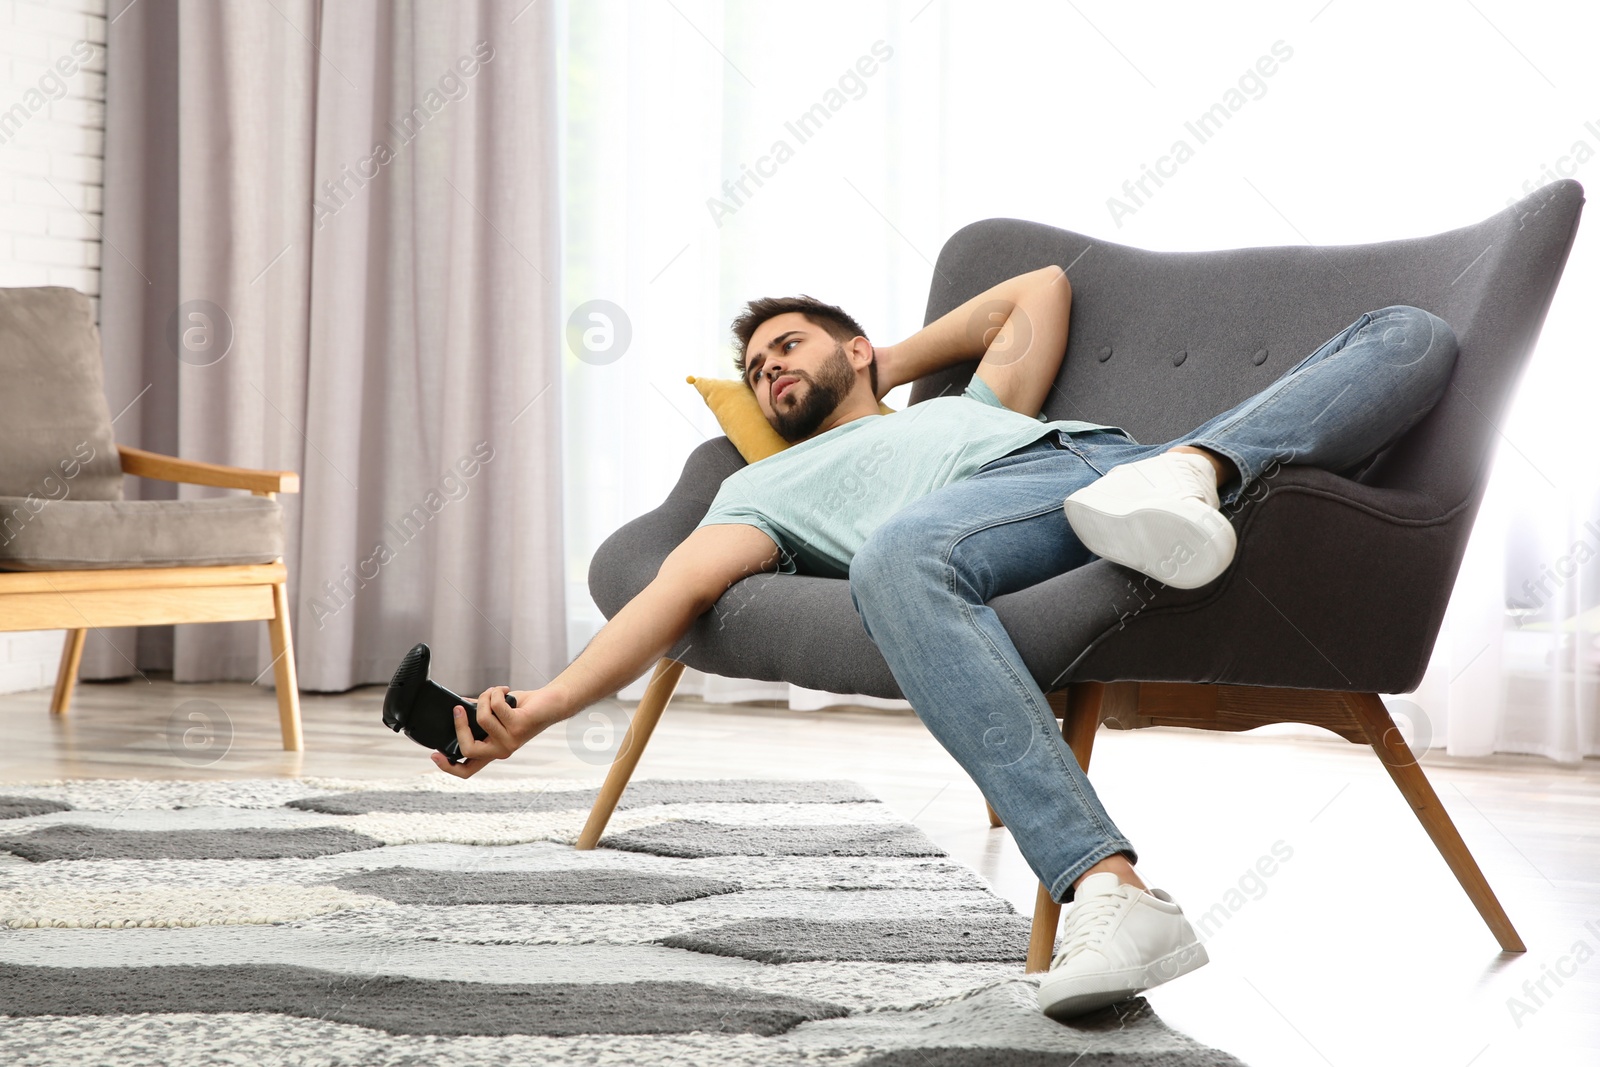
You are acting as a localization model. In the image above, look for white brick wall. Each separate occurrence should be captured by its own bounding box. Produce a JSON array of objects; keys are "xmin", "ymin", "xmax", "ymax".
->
[{"xmin": 1, "ymin": 0, "xmax": 108, "ymax": 693}]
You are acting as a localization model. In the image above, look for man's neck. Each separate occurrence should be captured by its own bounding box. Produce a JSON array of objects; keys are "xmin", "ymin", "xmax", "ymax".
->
[{"xmin": 801, "ymin": 392, "xmax": 882, "ymax": 442}]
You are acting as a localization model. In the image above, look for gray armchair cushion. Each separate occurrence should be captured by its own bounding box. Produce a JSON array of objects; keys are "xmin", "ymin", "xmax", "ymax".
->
[
  {"xmin": 590, "ymin": 180, "xmax": 1585, "ymax": 701},
  {"xmin": 0, "ymin": 496, "xmax": 284, "ymax": 571},
  {"xmin": 0, "ymin": 287, "xmax": 124, "ymax": 501}
]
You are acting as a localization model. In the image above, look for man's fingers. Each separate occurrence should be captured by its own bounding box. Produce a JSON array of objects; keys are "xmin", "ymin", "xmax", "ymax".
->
[
  {"xmin": 452, "ymin": 704, "xmax": 481, "ymax": 756},
  {"xmin": 432, "ymin": 750, "xmax": 490, "ymax": 778},
  {"xmin": 454, "ymin": 694, "xmax": 519, "ymax": 763},
  {"xmin": 441, "ymin": 686, "xmax": 521, "ymax": 771},
  {"xmin": 477, "ymin": 687, "xmax": 518, "ymax": 749},
  {"xmin": 432, "ymin": 750, "xmax": 470, "ymax": 777}
]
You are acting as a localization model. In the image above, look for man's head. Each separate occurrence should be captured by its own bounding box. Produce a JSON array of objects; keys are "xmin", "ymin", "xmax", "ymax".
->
[{"xmin": 731, "ymin": 295, "xmax": 877, "ymax": 443}]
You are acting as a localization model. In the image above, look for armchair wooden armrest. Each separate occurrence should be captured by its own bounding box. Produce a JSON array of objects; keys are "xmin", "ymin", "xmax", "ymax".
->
[{"xmin": 118, "ymin": 445, "xmax": 300, "ymax": 494}]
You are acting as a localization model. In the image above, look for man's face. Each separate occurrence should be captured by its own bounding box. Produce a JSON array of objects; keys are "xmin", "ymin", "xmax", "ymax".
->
[{"xmin": 744, "ymin": 312, "xmax": 863, "ymax": 442}]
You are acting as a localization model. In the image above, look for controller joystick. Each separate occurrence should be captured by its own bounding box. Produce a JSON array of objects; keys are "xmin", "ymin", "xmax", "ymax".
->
[{"xmin": 382, "ymin": 642, "xmax": 516, "ymax": 763}]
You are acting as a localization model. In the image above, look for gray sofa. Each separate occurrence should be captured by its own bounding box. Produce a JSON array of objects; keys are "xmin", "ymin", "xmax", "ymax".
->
[
  {"xmin": 595, "ymin": 181, "xmax": 1583, "ymax": 699},
  {"xmin": 584, "ymin": 180, "xmax": 1585, "ymax": 969}
]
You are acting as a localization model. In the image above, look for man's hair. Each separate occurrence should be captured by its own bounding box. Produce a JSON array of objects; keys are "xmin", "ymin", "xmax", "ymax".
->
[{"xmin": 731, "ymin": 294, "xmax": 876, "ymax": 396}]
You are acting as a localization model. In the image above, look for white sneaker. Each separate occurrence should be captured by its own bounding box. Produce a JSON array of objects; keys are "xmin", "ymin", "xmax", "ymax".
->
[
  {"xmin": 1037, "ymin": 871, "xmax": 1209, "ymax": 1020},
  {"xmin": 1062, "ymin": 451, "xmax": 1237, "ymax": 590}
]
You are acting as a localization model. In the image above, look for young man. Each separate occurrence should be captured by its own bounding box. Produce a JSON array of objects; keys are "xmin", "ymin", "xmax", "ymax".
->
[{"xmin": 423, "ymin": 267, "xmax": 1458, "ymax": 1020}]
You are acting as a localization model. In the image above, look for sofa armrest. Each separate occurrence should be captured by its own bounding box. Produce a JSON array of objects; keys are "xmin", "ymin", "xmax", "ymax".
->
[
  {"xmin": 1025, "ymin": 464, "xmax": 1474, "ymax": 694},
  {"xmin": 588, "ymin": 436, "xmax": 747, "ymax": 620},
  {"xmin": 118, "ymin": 446, "xmax": 301, "ymax": 495},
  {"xmin": 1227, "ymin": 462, "xmax": 1459, "ymax": 525}
]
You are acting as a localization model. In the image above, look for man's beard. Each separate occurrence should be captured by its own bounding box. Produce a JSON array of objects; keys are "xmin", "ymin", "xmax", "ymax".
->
[{"xmin": 771, "ymin": 342, "xmax": 856, "ymax": 442}]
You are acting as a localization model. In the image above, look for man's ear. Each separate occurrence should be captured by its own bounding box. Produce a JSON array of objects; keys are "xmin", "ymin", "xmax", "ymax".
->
[{"xmin": 845, "ymin": 335, "xmax": 874, "ymax": 373}]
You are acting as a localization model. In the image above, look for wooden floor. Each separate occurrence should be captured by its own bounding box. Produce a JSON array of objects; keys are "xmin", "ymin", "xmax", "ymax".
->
[{"xmin": 2, "ymin": 674, "xmax": 1597, "ymax": 1066}]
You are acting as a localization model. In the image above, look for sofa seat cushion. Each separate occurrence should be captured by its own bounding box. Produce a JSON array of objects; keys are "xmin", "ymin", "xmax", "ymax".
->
[{"xmin": 0, "ymin": 496, "xmax": 284, "ymax": 570}]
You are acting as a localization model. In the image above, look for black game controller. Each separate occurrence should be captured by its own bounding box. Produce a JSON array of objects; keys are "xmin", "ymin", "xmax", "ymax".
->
[{"xmin": 382, "ymin": 642, "xmax": 517, "ymax": 764}]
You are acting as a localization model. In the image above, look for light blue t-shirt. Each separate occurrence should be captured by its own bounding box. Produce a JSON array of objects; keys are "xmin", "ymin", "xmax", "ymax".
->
[{"xmin": 695, "ymin": 376, "xmax": 1124, "ymax": 579}]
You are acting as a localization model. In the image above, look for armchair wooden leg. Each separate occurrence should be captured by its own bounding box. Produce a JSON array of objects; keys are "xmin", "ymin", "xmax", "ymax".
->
[
  {"xmin": 1348, "ymin": 692, "xmax": 1525, "ymax": 952},
  {"xmin": 50, "ymin": 629, "xmax": 86, "ymax": 716},
  {"xmin": 1026, "ymin": 682, "xmax": 1108, "ymax": 973},
  {"xmin": 575, "ymin": 657, "xmax": 686, "ymax": 850},
  {"xmin": 267, "ymin": 581, "xmax": 303, "ymax": 752},
  {"xmin": 985, "ymin": 801, "xmax": 1003, "ymax": 828}
]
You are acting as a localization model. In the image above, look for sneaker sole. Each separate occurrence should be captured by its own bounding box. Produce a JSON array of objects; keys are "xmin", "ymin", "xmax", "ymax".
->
[
  {"xmin": 1038, "ymin": 938, "xmax": 1211, "ymax": 1021},
  {"xmin": 1063, "ymin": 497, "xmax": 1236, "ymax": 590}
]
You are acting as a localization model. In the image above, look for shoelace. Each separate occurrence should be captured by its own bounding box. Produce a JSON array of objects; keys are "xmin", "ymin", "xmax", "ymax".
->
[
  {"xmin": 1167, "ymin": 455, "xmax": 1217, "ymax": 506},
  {"xmin": 1119, "ymin": 454, "xmax": 1213, "ymax": 506},
  {"xmin": 1051, "ymin": 891, "xmax": 1127, "ymax": 968}
]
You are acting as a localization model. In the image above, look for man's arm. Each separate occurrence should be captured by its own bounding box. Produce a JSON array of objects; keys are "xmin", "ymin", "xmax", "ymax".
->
[
  {"xmin": 874, "ymin": 265, "xmax": 1071, "ymax": 419},
  {"xmin": 433, "ymin": 523, "xmax": 781, "ymax": 777}
]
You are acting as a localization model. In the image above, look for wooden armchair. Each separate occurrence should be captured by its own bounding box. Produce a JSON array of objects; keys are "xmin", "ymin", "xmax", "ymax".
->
[{"xmin": 0, "ymin": 287, "xmax": 303, "ymax": 750}]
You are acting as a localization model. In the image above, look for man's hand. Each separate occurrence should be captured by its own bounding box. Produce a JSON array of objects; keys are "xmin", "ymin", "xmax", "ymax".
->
[{"xmin": 430, "ymin": 685, "xmax": 566, "ymax": 778}]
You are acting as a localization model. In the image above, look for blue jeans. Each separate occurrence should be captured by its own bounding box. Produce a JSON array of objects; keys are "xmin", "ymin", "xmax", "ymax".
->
[{"xmin": 847, "ymin": 306, "xmax": 1457, "ymax": 902}]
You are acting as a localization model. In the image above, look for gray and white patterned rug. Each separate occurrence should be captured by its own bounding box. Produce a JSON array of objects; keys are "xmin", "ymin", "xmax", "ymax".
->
[{"xmin": 0, "ymin": 776, "xmax": 1247, "ymax": 1066}]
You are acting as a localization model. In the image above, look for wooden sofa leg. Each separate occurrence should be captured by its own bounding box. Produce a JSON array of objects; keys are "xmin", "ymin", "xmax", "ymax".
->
[
  {"xmin": 1026, "ymin": 882, "xmax": 1060, "ymax": 974},
  {"xmin": 1026, "ymin": 682, "xmax": 1108, "ymax": 973},
  {"xmin": 1348, "ymin": 692, "xmax": 1525, "ymax": 952},
  {"xmin": 50, "ymin": 629, "xmax": 87, "ymax": 716},
  {"xmin": 267, "ymin": 581, "xmax": 303, "ymax": 752},
  {"xmin": 575, "ymin": 657, "xmax": 686, "ymax": 850},
  {"xmin": 985, "ymin": 801, "xmax": 1004, "ymax": 828}
]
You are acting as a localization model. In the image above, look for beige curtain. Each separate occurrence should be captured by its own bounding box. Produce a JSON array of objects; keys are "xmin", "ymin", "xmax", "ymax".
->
[{"xmin": 95, "ymin": 0, "xmax": 565, "ymax": 694}]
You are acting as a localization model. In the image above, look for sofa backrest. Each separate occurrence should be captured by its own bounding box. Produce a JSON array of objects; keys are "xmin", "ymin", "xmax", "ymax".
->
[
  {"xmin": 0, "ymin": 286, "xmax": 124, "ymax": 502},
  {"xmin": 910, "ymin": 181, "xmax": 1584, "ymax": 516}
]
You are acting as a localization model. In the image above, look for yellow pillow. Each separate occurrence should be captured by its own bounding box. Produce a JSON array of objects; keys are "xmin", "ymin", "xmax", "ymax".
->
[{"xmin": 686, "ymin": 375, "xmax": 895, "ymax": 464}]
